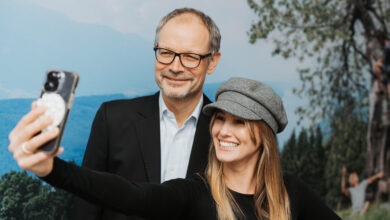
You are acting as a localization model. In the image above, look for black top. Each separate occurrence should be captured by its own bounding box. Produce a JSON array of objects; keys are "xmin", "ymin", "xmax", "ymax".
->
[{"xmin": 43, "ymin": 158, "xmax": 341, "ymax": 220}]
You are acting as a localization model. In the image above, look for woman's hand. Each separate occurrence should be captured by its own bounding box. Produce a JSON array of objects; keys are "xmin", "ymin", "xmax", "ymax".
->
[{"xmin": 8, "ymin": 102, "xmax": 63, "ymax": 177}]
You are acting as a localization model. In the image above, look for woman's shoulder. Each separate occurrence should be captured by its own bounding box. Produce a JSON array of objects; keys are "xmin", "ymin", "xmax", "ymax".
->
[
  {"xmin": 161, "ymin": 173, "xmax": 210, "ymax": 193},
  {"xmin": 283, "ymin": 174, "xmax": 304, "ymax": 192},
  {"xmin": 283, "ymin": 173, "xmax": 319, "ymax": 197},
  {"xmin": 283, "ymin": 173, "xmax": 320, "ymax": 204}
]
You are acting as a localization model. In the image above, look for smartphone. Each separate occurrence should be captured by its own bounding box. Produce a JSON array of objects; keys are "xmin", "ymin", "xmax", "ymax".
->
[{"xmin": 36, "ymin": 69, "xmax": 79, "ymax": 154}]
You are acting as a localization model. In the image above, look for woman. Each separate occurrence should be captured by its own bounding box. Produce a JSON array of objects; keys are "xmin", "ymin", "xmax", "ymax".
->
[{"xmin": 8, "ymin": 77, "xmax": 340, "ymax": 220}]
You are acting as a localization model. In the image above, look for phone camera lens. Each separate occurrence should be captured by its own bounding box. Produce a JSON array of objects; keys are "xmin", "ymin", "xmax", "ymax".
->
[
  {"xmin": 44, "ymin": 81, "xmax": 59, "ymax": 91},
  {"xmin": 45, "ymin": 71, "xmax": 60, "ymax": 91},
  {"xmin": 48, "ymin": 72, "xmax": 60, "ymax": 80}
]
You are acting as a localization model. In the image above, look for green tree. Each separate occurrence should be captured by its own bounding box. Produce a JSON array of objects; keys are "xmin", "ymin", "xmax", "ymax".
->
[
  {"xmin": 47, "ymin": 188, "xmax": 73, "ymax": 220},
  {"xmin": 281, "ymin": 128, "xmax": 327, "ymax": 199},
  {"xmin": 307, "ymin": 126, "xmax": 327, "ymax": 198},
  {"xmin": 247, "ymin": 0, "xmax": 390, "ymax": 199},
  {"xmin": 0, "ymin": 171, "xmax": 73, "ymax": 220},
  {"xmin": 294, "ymin": 128, "xmax": 312, "ymax": 181},
  {"xmin": 22, "ymin": 186, "xmax": 73, "ymax": 220},
  {"xmin": 281, "ymin": 129, "xmax": 297, "ymax": 174},
  {"xmin": 323, "ymin": 97, "xmax": 367, "ymax": 209},
  {"xmin": 0, "ymin": 171, "xmax": 42, "ymax": 220}
]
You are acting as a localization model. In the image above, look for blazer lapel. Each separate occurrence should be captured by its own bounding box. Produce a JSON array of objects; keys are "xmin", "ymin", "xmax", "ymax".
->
[
  {"xmin": 135, "ymin": 93, "xmax": 161, "ymax": 183},
  {"xmin": 186, "ymin": 95, "xmax": 212, "ymax": 177}
]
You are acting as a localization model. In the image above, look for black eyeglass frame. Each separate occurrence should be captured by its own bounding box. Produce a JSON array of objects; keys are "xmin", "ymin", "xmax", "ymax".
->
[{"xmin": 153, "ymin": 47, "xmax": 212, "ymax": 68}]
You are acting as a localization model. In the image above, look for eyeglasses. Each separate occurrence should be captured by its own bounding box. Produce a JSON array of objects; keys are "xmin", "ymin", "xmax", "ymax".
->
[{"xmin": 154, "ymin": 47, "xmax": 211, "ymax": 68}]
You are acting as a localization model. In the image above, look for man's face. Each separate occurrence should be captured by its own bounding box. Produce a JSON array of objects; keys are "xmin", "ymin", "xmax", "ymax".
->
[
  {"xmin": 154, "ymin": 14, "xmax": 220, "ymax": 100},
  {"xmin": 349, "ymin": 173, "xmax": 359, "ymax": 186}
]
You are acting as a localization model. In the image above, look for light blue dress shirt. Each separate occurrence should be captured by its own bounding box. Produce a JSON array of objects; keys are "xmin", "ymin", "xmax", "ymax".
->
[{"xmin": 159, "ymin": 92, "xmax": 203, "ymax": 183}]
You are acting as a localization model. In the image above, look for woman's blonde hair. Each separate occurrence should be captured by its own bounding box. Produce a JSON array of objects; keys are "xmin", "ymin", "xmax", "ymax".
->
[{"xmin": 206, "ymin": 113, "xmax": 291, "ymax": 220}]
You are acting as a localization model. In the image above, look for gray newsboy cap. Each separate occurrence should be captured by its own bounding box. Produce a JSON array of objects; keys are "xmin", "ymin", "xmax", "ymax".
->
[{"xmin": 203, "ymin": 77, "xmax": 288, "ymax": 134}]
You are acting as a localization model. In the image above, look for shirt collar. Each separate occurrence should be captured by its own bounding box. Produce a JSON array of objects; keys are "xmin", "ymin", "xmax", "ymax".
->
[{"xmin": 159, "ymin": 91, "xmax": 203, "ymax": 123}]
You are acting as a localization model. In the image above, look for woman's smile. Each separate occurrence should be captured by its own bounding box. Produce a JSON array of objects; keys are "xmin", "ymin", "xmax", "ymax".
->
[{"xmin": 218, "ymin": 140, "xmax": 238, "ymax": 151}]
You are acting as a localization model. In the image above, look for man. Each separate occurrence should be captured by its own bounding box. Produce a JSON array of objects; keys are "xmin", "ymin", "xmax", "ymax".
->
[
  {"xmin": 341, "ymin": 165, "xmax": 384, "ymax": 215},
  {"xmin": 69, "ymin": 8, "xmax": 221, "ymax": 219}
]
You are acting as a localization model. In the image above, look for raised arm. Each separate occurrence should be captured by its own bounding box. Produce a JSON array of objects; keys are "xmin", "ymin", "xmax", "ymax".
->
[
  {"xmin": 368, "ymin": 171, "xmax": 384, "ymax": 185},
  {"xmin": 341, "ymin": 165, "xmax": 349, "ymax": 197},
  {"xmin": 41, "ymin": 157, "xmax": 192, "ymax": 218},
  {"xmin": 8, "ymin": 102, "xmax": 193, "ymax": 219}
]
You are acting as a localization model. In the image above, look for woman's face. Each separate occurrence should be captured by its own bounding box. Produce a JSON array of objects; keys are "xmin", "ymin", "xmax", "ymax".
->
[{"xmin": 211, "ymin": 111, "xmax": 261, "ymax": 166}]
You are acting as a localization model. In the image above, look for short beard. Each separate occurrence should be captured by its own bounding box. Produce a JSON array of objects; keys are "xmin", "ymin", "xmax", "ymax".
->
[
  {"xmin": 161, "ymin": 88, "xmax": 189, "ymax": 99},
  {"xmin": 157, "ymin": 70, "xmax": 199, "ymax": 99}
]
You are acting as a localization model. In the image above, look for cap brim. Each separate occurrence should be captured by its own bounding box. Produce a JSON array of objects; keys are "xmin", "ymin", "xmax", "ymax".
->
[{"xmin": 203, "ymin": 100, "xmax": 262, "ymax": 121}]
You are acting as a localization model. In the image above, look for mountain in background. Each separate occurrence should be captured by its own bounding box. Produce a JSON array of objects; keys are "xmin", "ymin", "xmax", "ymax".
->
[
  {"xmin": 0, "ymin": 83, "xmax": 221, "ymax": 175},
  {"xmin": 0, "ymin": 0, "xmax": 156, "ymax": 98}
]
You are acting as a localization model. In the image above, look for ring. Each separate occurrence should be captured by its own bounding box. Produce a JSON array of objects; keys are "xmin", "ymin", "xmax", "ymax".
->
[{"xmin": 21, "ymin": 142, "xmax": 32, "ymax": 154}]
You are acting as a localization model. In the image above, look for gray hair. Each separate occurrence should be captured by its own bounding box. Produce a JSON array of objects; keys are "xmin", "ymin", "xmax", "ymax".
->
[{"xmin": 154, "ymin": 8, "xmax": 221, "ymax": 56}]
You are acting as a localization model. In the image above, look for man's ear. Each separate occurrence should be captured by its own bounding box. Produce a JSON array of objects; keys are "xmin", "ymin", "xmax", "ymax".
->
[{"xmin": 206, "ymin": 52, "xmax": 221, "ymax": 75}]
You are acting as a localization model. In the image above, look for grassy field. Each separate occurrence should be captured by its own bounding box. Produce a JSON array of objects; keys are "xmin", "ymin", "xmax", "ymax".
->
[{"xmin": 337, "ymin": 203, "xmax": 390, "ymax": 220}]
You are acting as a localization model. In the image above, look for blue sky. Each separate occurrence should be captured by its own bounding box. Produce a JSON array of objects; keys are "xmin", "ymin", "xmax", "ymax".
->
[{"xmin": 0, "ymin": 0, "xmax": 309, "ymax": 144}]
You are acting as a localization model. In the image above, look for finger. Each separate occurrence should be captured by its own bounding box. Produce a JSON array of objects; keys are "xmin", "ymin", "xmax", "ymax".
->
[
  {"xmin": 26, "ymin": 127, "xmax": 59, "ymax": 153},
  {"xmin": 22, "ymin": 115, "xmax": 54, "ymax": 140},
  {"xmin": 13, "ymin": 127, "xmax": 59, "ymax": 159},
  {"xmin": 13, "ymin": 142, "xmax": 29, "ymax": 159},
  {"xmin": 31, "ymin": 101, "xmax": 37, "ymax": 110},
  {"xmin": 17, "ymin": 151, "xmax": 53, "ymax": 171},
  {"xmin": 8, "ymin": 106, "xmax": 49, "ymax": 153},
  {"xmin": 9, "ymin": 107, "xmax": 46, "ymax": 148},
  {"xmin": 15, "ymin": 105, "xmax": 47, "ymax": 130}
]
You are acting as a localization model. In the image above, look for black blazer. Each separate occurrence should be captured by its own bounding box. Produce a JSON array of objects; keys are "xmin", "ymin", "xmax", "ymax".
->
[{"xmin": 70, "ymin": 92, "xmax": 212, "ymax": 220}]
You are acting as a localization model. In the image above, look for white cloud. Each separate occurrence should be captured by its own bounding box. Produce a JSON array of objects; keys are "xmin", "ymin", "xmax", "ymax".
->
[
  {"xmin": 0, "ymin": 84, "xmax": 35, "ymax": 99},
  {"xmin": 29, "ymin": 0, "xmax": 258, "ymax": 42},
  {"xmin": 30, "ymin": 0, "xmax": 143, "ymax": 35},
  {"xmin": 28, "ymin": 0, "xmax": 303, "ymax": 86}
]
